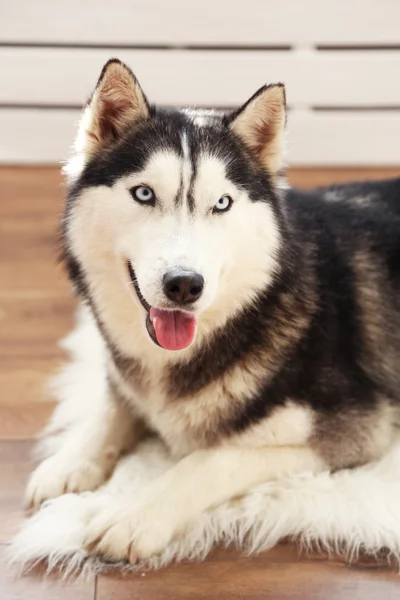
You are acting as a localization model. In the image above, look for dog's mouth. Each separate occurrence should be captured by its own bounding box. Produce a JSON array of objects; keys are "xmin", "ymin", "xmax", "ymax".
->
[{"xmin": 127, "ymin": 262, "xmax": 197, "ymax": 351}]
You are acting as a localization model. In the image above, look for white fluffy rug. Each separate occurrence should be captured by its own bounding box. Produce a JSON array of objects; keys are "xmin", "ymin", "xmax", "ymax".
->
[{"xmin": 8, "ymin": 308, "xmax": 400, "ymax": 574}]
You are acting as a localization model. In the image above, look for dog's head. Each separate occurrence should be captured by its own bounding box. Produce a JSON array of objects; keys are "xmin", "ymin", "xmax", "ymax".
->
[{"xmin": 63, "ymin": 59, "xmax": 287, "ymax": 354}]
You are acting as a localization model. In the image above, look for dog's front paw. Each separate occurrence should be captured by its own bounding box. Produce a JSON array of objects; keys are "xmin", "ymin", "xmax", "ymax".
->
[
  {"xmin": 83, "ymin": 497, "xmax": 177, "ymax": 562},
  {"xmin": 25, "ymin": 452, "xmax": 111, "ymax": 512}
]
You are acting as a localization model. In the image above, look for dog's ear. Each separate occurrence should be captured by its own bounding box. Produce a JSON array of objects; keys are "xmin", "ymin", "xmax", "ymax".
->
[
  {"xmin": 77, "ymin": 58, "xmax": 149, "ymax": 156},
  {"xmin": 229, "ymin": 84, "xmax": 286, "ymax": 174}
]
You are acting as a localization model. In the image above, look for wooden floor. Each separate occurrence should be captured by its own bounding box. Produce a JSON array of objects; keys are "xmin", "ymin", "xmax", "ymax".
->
[{"xmin": 1, "ymin": 165, "xmax": 400, "ymax": 599}]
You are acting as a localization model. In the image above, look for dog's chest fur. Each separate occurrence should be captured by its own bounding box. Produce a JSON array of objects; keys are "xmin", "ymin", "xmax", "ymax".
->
[
  {"xmin": 108, "ymin": 348, "xmax": 313, "ymax": 458},
  {"xmin": 109, "ymin": 353, "xmax": 243, "ymax": 456}
]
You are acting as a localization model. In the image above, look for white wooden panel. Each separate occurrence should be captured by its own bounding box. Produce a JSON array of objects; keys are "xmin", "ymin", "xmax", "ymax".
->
[
  {"xmin": 289, "ymin": 111, "xmax": 400, "ymax": 165},
  {"xmin": 2, "ymin": 48, "xmax": 400, "ymax": 108},
  {"xmin": 0, "ymin": 110, "xmax": 80, "ymax": 164},
  {"xmin": 1, "ymin": 109, "xmax": 399, "ymax": 166},
  {"xmin": 1, "ymin": 0, "xmax": 400, "ymax": 45}
]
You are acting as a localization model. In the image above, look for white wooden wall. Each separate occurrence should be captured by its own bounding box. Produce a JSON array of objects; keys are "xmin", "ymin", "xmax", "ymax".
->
[{"xmin": 1, "ymin": 0, "xmax": 400, "ymax": 165}]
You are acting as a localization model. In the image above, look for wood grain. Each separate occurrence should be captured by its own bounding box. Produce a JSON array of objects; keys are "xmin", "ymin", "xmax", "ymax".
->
[
  {"xmin": 0, "ymin": 167, "xmax": 73, "ymax": 437},
  {"xmin": 97, "ymin": 547, "xmax": 399, "ymax": 600},
  {"xmin": 3, "ymin": 1, "xmax": 400, "ymax": 46},
  {"xmin": 289, "ymin": 167, "xmax": 400, "ymax": 189},
  {"xmin": 0, "ymin": 404, "xmax": 55, "ymax": 440},
  {"xmin": 0, "ymin": 441, "xmax": 34, "ymax": 542},
  {"xmin": 3, "ymin": 48, "xmax": 400, "ymax": 108},
  {"xmin": 0, "ymin": 545, "xmax": 95, "ymax": 600},
  {"xmin": 1, "ymin": 166, "xmax": 400, "ymax": 597}
]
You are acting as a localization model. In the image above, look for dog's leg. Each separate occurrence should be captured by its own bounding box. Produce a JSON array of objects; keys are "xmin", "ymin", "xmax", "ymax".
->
[
  {"xmin": 25, "ymin": 390, "xmax": 138, "ymax": 512},
  {"xmin": 83, "ymin": 444, "xmax": 326, "ymax": 561}
]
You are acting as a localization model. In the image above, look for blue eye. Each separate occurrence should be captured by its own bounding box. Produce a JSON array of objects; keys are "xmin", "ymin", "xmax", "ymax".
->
[
  {"xmin": 213, "ymin": 195, "xmax": 233, "ymax": 213},
  {"xmin": 131, "ymin": 186, "xmax": 155, "ymax": 205}
]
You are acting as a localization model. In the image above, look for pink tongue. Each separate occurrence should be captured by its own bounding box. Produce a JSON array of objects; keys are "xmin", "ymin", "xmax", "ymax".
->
[{"xmin": 149, "ymin": 308, "xmax": 197, "ymax": 351}]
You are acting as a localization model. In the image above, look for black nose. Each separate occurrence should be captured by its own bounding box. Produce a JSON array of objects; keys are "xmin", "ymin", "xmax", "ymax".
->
[{"xmin": 163, "ymin": 269, "xmax": 204, "ymax": 304}]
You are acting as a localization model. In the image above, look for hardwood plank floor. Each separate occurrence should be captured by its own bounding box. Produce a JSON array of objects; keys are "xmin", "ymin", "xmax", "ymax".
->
[
  {"xmin": 0, "ymin": 441, "xmax": 35, "ymax": 543},
  {"xmin": 97, "ymin": 548, "xmax": 400, "ymax": 600},
  {"xmin": 1, "ymin": 165, "xmax": 400, "ymax": 598},
  {"xmin": 0, "ymin": 546, "xmax": 95, "ymax": 600}
]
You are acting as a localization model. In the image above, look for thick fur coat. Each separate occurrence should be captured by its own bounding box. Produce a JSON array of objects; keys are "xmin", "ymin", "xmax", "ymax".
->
[
  {"xmin": 22, "ymin": 59, "xmax": 400, "ymax": 564},
  {"xmin": 10, "ymin": 309, "xmax": 400, "ymax": 574}
]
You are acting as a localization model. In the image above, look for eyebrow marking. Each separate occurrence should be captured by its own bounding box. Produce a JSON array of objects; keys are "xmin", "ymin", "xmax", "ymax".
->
[
  {"xmin": 178, "ymin": 129, "xmax": 196, "ymax": 212},
  {"xmin": 173, "ymin": 175, "xmax": 184, "ymax": 206},
  {"xmin": 187, "ymin": 157, "xmax": 197, "ymax": 213}
]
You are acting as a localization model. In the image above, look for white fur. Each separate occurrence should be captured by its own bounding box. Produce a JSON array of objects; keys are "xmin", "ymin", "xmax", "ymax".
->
[
  {"xmin": 80, "ymin": 444, "xmax": 324, "ymax": 562},
  {"xmin": 10, "ymin": 441, "xmax": 400, "ymax": 575},
  {"xmin": 10, "ymin": 313, "xmax": 400, "ymax": 574},
  {"xmin": 231, "ymin": 402, "xmax": 314, "ymax": 448},
  {"xmin": 182, "ymin": 108, "xmax": 223, "ymax": 127}
]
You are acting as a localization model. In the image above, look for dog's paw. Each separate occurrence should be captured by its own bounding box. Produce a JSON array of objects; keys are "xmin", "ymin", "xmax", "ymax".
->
[
  {"xmin": 25, "ymin": 452, "xmax": 110, "ymax": 512},
  {"xmin": 82, "ymin": 497, "xmax": 177, "ymax": 562}
]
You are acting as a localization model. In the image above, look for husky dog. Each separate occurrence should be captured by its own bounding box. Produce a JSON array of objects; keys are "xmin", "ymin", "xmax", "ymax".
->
[{"xmin": 26, "ymin": 59, "xmax": 400, "ymax": 562}]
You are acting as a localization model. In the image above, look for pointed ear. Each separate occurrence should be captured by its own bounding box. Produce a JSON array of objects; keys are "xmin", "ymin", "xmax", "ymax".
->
[
  {"xmin": 229, "ymin": 84, "xmax": 286, "ymax": 174},
  {"xmin": 76, "ymin": 58, "xmax": 149, "ymax": 156}
]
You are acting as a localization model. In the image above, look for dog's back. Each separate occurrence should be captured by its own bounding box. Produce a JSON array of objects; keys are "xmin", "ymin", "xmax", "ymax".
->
[{"xmin": 272, "ymin": 178, "xmax": 400, "ymax": 468}]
